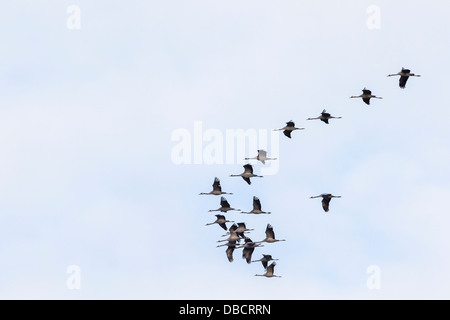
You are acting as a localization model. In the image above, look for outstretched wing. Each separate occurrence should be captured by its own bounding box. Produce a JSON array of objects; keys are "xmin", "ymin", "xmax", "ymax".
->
[
  {"xmin": 226, "ymin": 246, "xmax": 235, "ymax": 262},
  {"xmin": 399, "ymin": 75, "xmax": 409, "ymax": 88},
  {"xmin": 243, "ymin": 164, "xmax": 254, "ymax": 174},
  {"xmin": 266, "ymin": 224, "xmax": 275, "ymax": 239},
  {"xmin": 253, "ymin": 196, "xmax": 261, "ymax": 211},
  {"xmin": 218, "ymin": 222, "xmax": 228, "ymax": 231},
  {"xmin": 220, "ymin": 197, "xmax": 231, "ymax": 208},
  {"xmin": 322, "ymin": 197, "xmax": 331, "ymax": 212},
  {"xmin": 243, "ymin": 247, "xmax": 255, "ymax": 264},
  {"xmin": 283, "ymin": 130, "xmax": 292, "ymax": 138},
  {"xmin": 212, "ymin": 177, "xmax": 222, "ymax": 192},
  {"xmin": 262, "ymin": 260, "xmax": 268, "ymax": 269}
]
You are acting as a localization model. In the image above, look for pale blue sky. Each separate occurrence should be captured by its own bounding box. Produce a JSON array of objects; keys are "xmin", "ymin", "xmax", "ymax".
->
[{"xmin": 0, "ymin": 1, "xmax": 449, "ymax": 299}]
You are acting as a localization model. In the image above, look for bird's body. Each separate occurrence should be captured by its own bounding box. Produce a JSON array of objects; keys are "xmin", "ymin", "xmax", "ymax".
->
[
  {"xmin": 251, "ymin": 254, "xmax": 279, "ymax": 269},
  {"xmin": 255, "ymin": 262, "xmax": 281, "ymax": 278},
  {"xmin": 350, "ymin": 88, "xmax": 382, "ymax": 105},
  {"xmin": 230, "ymin": 164, "xmax": 263, "ymax": 185},
  {"xmin": 241, "ymin": 196, "xmax": 271, "ymax": 214},
  {"xmin": 310, "ymin": 193, "xmax": 341, "ymax": 212},
  {"xmin": 273, "ymin": 120, "xmax": 305, "ymax": 139},
  {"xmin": 307, "ymin": 109, "xmax": 342, "ymax": 124},
  {"xmin": 387, "ymin": 68, "xmax": 421, "ymax": 88},
  {"xmin": 208, "ymin": 196, "xmax": 241, "ymax": 213},
  {"xmin": 257, "ymin": 224, "xmax": 286, "ymax": 244},
  {"xmin": 205, "ymin": 214, "xmax": 234, "ymax": 231},
  {"xmin": 199, "ymin": 177, "xmax": 233, "ymax": 196},
  {"xmin": 245, "ymin": 150, "xmax": 277, "ymax": 165}
]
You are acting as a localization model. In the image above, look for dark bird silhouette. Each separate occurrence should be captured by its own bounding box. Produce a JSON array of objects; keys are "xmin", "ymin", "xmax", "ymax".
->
[
  {"xmin": 241, "ymin": 196, "xmax": 271, "ymax": 214},
  {"xmin": 205, "ymin": 214, "xmax": 234, "ymax": 231},
  {"xmin": 199, "ymin": 177, "xmax": 233, "ymax": 195},
  {"xmin": 350, "ymin": 88, "xmax": 382, "ymax": 105},
  {"xmin": 257, "ymin": 224, "xmax": 286, "ymax": 244},
  {"xmin": 255, "ymin": 262, "xmax": 281, "ymax": 278},
  {"xmin": 307, "ymin": 109, "xmax": 342, "ymax": 124},
  {"xmin": 251, "ymin": 254, "xmax": 279, "ymax": 269},
  {"xmin": 310, "ymin": 193, "xmax": 341, "ymax": 212},
  {"xmin": 387, "ymin": 68, "xmax": 421, "ymax": 88},
  {"xmin": 273, "ymin": 120, "xmax": 305, "ymax": 138},
  {"xmin": 230, "ymin": 164, "xmax": 263, "ymax": 185},
  {"xmin": 208, "ymin": 196, "xmax": 241, "ymax": 213}
]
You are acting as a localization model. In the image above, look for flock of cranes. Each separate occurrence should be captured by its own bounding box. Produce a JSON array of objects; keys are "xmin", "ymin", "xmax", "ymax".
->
[
  {"xmin": 199, "ymin": 67, "xmax": 420, "ymax": 278},
  {"xmin": 200, "ymin": 176, "xmax": 283, "ymax": 278}
]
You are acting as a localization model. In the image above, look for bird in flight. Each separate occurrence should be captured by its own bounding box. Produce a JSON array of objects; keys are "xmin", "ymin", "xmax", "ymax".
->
[
  {"xmin": 350, "ymin": 88, "xmax": 382, "ymax": 105},
  {"xmin": 208, "ymin": 196, "xmax": 241, "ymax": 213},
  {"xmin": 310, "ymin": 193, "xmax": 341, "ymax": 212},
  {"xmin": 257, "ymin": 224, "xmax": 286, "ymax": 244},
  {"xmin": 307, "ymin": 109, "xmax": 342, "ymax": 124},
  {"xmin": 273, "ymin": 120, "xmax": 305, "ymax": 139},
  {"xmin": 241, "ymin": 196, "xmax": 271, "ymax": 215},
  {"xmin": 245, "ymin": 149, "xmax": 277, "ymax": 165},
  {"xmin": 199, "ymin": 177, "xmax": 233, "ymax": 196},
  {"xmin": 205, "ymin": 214, "xmax": 234, "ymax": 231},
  {"xmin": 251, "ymin": 254, "xmax": 279, "ymax": 269},
  {"xmin": 254, "ymin": 262, "xmax": 281, "ymax": 278},
  {"xmin": 387, "ymin": 68, "xmax": 421, "ymax": 88},
  {"xmin": 229, "ymin": 164, "xmax": 263, "ymax": 185}
]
